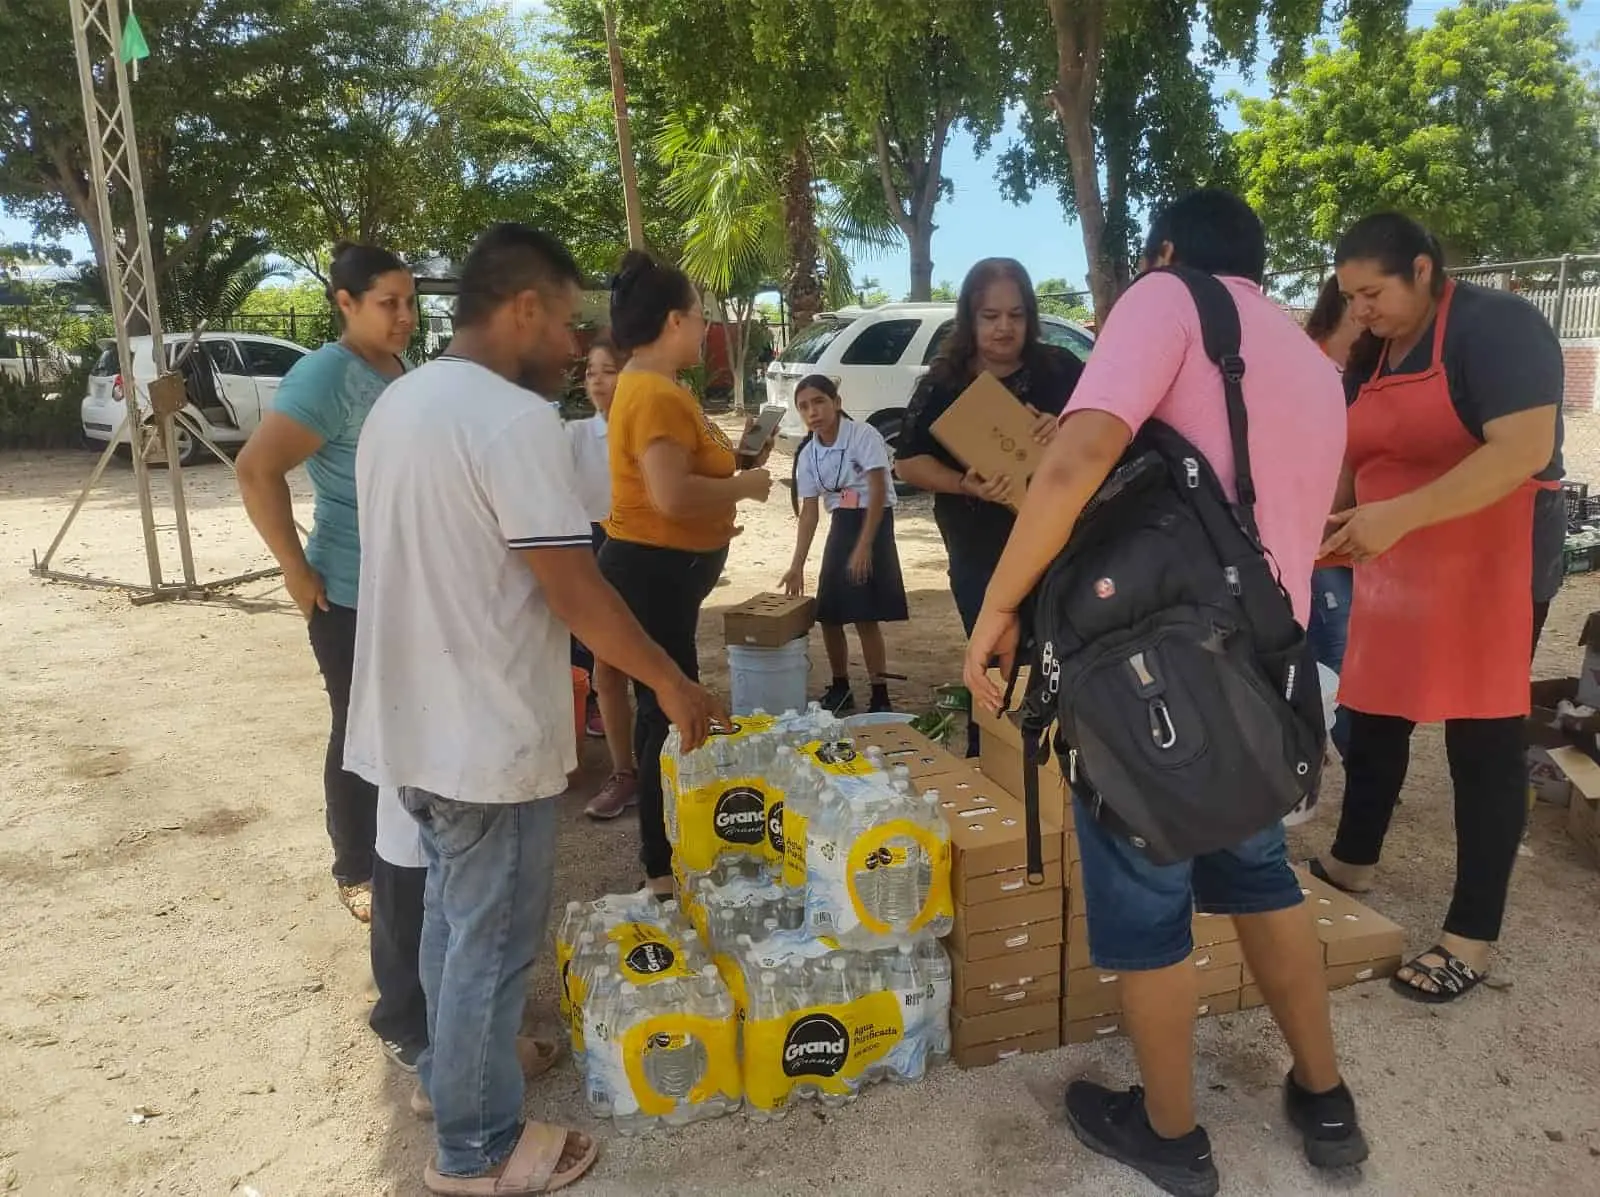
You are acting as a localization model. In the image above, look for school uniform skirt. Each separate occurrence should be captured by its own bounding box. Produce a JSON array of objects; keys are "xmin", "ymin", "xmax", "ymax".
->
[{"xmin": 817, "ymin": 508, "xmax": 909, "ymax": 626}]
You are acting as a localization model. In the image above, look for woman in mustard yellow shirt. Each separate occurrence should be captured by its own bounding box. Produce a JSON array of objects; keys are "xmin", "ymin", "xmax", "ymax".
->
[{"xmin": 600, "ymin": 251, "xmax": 773, "ymax": 894}]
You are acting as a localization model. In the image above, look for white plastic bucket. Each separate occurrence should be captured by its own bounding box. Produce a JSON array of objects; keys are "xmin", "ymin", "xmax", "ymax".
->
[
  {"xmin": 840, "ymin": 712, "xmax": 917, "ymax": 731},
  {"xmin": 727, "ymin": 637, "xmax": 810, "ymax": 716},
  {"xmin": 1283, "ymin": 663, "xmax": 1341, "ymax": 828}
]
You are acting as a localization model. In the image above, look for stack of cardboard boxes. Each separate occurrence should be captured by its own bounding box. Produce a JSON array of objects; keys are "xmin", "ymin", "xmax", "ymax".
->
[
  {"xmin": 971, "ymin": 678, "xmax": 1406, "ymax": 1049},
  {"xmin": 1525, "ymin": 671, "xmax": 1600, "ymax": 871}
]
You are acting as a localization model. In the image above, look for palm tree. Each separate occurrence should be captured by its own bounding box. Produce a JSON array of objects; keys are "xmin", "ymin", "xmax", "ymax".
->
[
  {"xmin": 158, "ymin": 229, "xmax": 287, "ymax": 331},
  {"xmin": 655, "ymin": 110, "xmax": 900, "ymax": 407}
]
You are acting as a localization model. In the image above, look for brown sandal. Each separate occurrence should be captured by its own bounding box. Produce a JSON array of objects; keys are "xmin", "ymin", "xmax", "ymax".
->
[
  {"xmin": 423, "ymin": 1121, "xmax": 598, "ymax": 1195},
  {"xmin": 338, "ymin": 882, "xmax": 373, "ymax": 924}
]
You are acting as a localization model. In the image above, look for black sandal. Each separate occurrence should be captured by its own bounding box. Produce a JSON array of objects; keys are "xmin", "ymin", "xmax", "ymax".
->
[
  {"xmin": 1306, "ymin": 857, "xmax": 1368, "ymax": 896},
  {"xmin": 1390, "ymin": 944, "xmax": 1487, "ymax": 1004}
]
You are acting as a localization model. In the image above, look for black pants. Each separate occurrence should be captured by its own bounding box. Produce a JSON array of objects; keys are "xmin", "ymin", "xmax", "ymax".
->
[
  {"xmin": 1330, "ymin": 710, "xmax": 1525, "ymax": 942},
  {"xmin": 1533, "ymin": 600, "xmax": 1550, "ymax": 657},
  {"xmin": 570, "ymin": 524, "xmax": 609, "ymax": 681},
  {"xmin": 369, "ymin": 856, "xmax": 428, "ymax": 1048},
  {"xmin": 941, "ymin": 525, "xmax": 1002, "ymax": 758},
  {"xmin": 306, "ymin": 603, "xmax": 377, "ymax": 885},
  {"xmin": 598, "ymin": 539, "xmax": 728, "ymax": 879}
]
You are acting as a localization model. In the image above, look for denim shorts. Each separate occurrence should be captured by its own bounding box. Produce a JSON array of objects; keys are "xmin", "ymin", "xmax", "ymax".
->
[{"xmin": 1075, "ymin": 796, "xmax": 1304, "ymax": 971}]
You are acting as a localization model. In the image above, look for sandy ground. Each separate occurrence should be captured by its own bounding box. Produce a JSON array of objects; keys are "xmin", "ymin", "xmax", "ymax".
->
[{"xmin": 3, "ymin": 436, "xmax": 1600, "ymax": 1197}]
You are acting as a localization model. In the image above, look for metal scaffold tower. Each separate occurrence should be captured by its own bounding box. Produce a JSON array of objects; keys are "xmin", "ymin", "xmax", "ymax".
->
[{"xmin": 32, "ymin": 0, "xmax": 279, "ymax": 601}]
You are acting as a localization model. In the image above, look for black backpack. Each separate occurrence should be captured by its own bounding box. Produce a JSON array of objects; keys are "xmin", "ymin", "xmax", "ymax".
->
[{"xmin": 1010, "ymin": 266, "xmax": 1326, "ymax": 871}]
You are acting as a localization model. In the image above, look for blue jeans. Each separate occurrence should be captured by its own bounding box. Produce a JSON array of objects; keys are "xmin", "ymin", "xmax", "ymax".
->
[
  {"xmin": 1074, "ymin": 796, "xmax": 1305, "ymax": 970},
  {"xmin": 401, "ymin": 789, "xmax": 557, "ymax": 1177},
  {"xmin": 1307, "ymin": 566, "xmax": 1352, "ymax": 758}
]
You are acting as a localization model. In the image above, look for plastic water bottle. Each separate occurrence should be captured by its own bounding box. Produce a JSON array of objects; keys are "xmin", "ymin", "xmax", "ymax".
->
[
  {"xmin": 583, "ymin": 968, "xmax": 620, "ymax": 1117},
  {"xmin": 886, "ymin": 943, "xmax": 927, "ymax": 1082},
  {"xmin": 747, "ymin": 968, "xmax": 791, "ymax": 1122},
  {"xmin": 609, "ymin": 983, "xmax": 656, "ymax": 1136},
  {"xmin": 814, "ymin": 956, "xmax": 857, "ymax": 1107},
  {"xmin": 567, "ymin": 932, "xmax": 598, "ymax": 1064},
  {"xmin": 643, "ymin": 982, "xmax": 706, "ymax": 1107},
  {"xmin": 780, "ymin": 889, "xmax": 806, "ymax": 931},
  {"xmin": 915, "ymin": 937, "xmax": 952, "ymax": 1066}
]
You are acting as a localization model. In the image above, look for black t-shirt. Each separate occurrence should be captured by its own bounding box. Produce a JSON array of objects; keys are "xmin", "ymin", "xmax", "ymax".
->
[
  {"xmin": 898, "ymin": 343, "xmax": 1086, "ymax": 564},
  {"xmin": 1343, "ymin": 281, "xmax": 1564, "ymax": 480},
  {"xmin": 1345, "ymin": 281, "xmax": 1566, "ymax": 600}
]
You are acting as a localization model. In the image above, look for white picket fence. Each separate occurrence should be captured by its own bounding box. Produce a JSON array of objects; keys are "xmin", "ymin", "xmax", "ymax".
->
[{"xmin": 1523, "ymin": 285, "xmax": 1600, "ymax": 339}]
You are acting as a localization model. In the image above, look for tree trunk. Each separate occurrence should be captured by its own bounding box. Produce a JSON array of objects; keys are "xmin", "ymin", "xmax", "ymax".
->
[
  {"xmin": 603, "ymin": 0, "xmax": 646, "ymax": 251},
  {"xmin": 1046, "ymin": 0, "xmax": 1118, "ymax": 323},
  {"xmin": 908, "ymin": 228, "xmax": 934, "ymax": 303},
  {"xmin": 779, "ymin": 138, "xmax": 822, "ymax": 330}
]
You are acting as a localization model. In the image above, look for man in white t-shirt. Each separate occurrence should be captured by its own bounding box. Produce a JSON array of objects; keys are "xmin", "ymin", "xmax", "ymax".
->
[{"xmin": 346, "ymin": 223, "xmax": 722, "ymax": 1195}]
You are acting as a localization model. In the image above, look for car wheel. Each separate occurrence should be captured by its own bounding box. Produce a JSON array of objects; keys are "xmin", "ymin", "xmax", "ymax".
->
[
  {"xmin": 868, "ymin": 410, "xmax": 917, "ymax": 497},
  {"xmin": 142, "ymin": 420, "xmax": 208, "ymax": 468}
]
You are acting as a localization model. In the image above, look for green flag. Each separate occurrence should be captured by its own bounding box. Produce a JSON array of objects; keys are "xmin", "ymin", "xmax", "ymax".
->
[{"xmin": 119, "ymin": 8, "xmax": 149, "ymax": 78}]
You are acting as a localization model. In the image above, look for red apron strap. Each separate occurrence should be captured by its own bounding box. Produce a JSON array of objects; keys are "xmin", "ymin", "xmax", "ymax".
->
[{"xmin": 1429, "ymin": 280, "xmax": 1456, "ymax": 366}]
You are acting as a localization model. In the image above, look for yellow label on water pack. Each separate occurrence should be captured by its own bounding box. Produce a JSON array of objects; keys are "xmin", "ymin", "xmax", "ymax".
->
[
  {"xmin": 796, "ymin": 739, "xmax": 878, "ymax": 778},
  {"xmin": 844, "ymin": 819, "xmax": 954, "ymax": 936},
  {"xmin": 782, "ymin": 807, "xmax": 810, "ymax": 889},
  {"xmin": 606, "ymin": 922, "xmax": 694, "ymax": 984},
  {"xmin": 672, "ymin": 776, "xmax": 785, "ymax": 871},
  {"xmin": 619, "ymin": 1013, "xmax": 742, "ymax": 1117},
  {"xmin": 742, "ymin": 991, "xmax": 904, "ymax": 1110},
  {"xmin": 556, "ymin": 939, "xmax": 579, "ymax": 1026}
]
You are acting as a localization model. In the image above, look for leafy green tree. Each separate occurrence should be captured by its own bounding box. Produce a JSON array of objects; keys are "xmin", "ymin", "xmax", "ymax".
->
[
  {"xmin": 1235, "ymin": 0, "xmax": 1600, "ymax": 271},
  {"xmin": 998, "ymin": 0, "xmax": 1406, "ymax": 319},
  {"xmin": 0, "ymin": 0, "xmax": 392, "ymax": 285},
  {"xmin": 157, "ymin": 229, "xmax": 286, "ymax": 329},
  {"xmin": 1036, "ymin": 276, "xmax": 1093, "ymax": 322},
  {"xmin": 244, "ymin": 4, "xmax": 545, "ymax": 274},
  {"xmin": 829, "ymin": 0, "xmax": 1014, "ymax": 300}
]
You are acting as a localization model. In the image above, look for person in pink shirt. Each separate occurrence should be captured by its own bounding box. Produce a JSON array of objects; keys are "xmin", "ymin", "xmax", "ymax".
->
[{"xmin": 964, "ymin": 191, "xmax": 1365, "ymax": 1197}]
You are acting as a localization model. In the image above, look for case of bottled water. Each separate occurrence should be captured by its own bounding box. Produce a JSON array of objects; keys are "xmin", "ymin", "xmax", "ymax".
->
[
  {"xmin": 555, "ymin": 892, "xmax": 742, "ymax": 1132},
  {"xmin": 717, "ymin": 923, "xmax": 952, "ymax": 1119}
]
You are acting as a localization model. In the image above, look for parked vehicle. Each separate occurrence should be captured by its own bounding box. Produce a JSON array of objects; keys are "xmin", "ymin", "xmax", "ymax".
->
[
  {"xmin": 766, "ymin": 302, "xmax": 1094, "ymax": 455},
  {"xmin": 0, "ymin": 328, "xmax": 71, "ymax": 387},
  {"xmin": 80, "ymin": 332, "xmax": 308, "ymax": 466}
]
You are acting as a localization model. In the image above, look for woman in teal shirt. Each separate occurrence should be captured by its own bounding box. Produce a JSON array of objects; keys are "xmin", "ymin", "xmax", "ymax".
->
[{"xmin": 238, "ymin": 242, "xmax": 414, "ymax": 917}]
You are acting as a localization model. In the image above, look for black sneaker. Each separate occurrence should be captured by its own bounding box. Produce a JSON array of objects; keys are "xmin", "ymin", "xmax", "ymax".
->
[
  {"xmin": 1064, "ymin": 1081, "xmax": 1220, "ymax": 1197},
  {"xmin": 379, "ymin": 1037, "xmax": 425, "ymax": 1073},
  {"xmin": 1283, "ymin": 1071, "xmax": 1369, "ymax": 1169},
  {"xmin": 868, "ymin": 685, "xmax": 892, "ymax": 713},
  {"xmin": 817, "ymin": 681, "xmax": 856, "ymax": 714}
]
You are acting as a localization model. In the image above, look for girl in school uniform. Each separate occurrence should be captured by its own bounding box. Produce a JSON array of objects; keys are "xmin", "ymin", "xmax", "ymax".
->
[
  {"xmin": 566, "ymin": 332, "xmax": 640, "ymax": 820},
  {"xmin": 781, "ymin": 374, "xmax": 908, "ymax": 713}
]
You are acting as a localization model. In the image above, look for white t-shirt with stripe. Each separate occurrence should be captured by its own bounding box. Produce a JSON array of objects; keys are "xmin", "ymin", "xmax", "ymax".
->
[{"xmin": 346, "ymin": 357, "xmax": 593, "ymax": 805}]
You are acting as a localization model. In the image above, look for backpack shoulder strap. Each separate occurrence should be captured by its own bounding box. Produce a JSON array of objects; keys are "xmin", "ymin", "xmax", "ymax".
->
[{"xmin": 1153, "ymin": 266, "xmax": 1260, "ymax": 538}]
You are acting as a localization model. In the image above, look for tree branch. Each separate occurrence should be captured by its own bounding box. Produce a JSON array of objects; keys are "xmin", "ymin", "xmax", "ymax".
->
[{"xmin": 873, "ymin": 120, "xmax": 913, "ymax": 235}]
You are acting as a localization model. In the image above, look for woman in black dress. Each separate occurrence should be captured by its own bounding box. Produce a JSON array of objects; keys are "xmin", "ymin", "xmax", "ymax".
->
[
  {"xmin": 895, "ymin": 258, "xmax": 1085, "ymax": 749},
  {"xmin": 781, "ymin": 374, "xmax": 908, "ymax": 713}
]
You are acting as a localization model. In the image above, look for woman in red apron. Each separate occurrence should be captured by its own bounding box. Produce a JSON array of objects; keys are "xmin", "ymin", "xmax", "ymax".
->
[{"xmin": 1312, "ymin": 214, "xmax": 1563, "ymax": 1004}]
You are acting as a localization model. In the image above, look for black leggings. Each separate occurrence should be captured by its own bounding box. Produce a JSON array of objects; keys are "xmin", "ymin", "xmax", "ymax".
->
[
  {"xmin": 1330, "ymin": 710, "xmax": 1525, "ymax": 942},
  {"xmin": 306, "ymin": 603, "xmax": 377, "ymax": 886},
  {"xmin": 598, "ymin": 539, "xmax": 728, "ymax": 879},
  {"xmin": 369, "ymin": 856, "xmax": 428, "ymax": 1048}
]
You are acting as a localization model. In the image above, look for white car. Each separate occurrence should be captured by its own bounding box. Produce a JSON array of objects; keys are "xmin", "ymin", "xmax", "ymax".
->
[
  {"xmin": 80, "ymin": 332, "xmax": 309, "ymax": 466},
  {"xmin": 767, "ymin": 302, "xmax": 1094, "ymax": 454}
]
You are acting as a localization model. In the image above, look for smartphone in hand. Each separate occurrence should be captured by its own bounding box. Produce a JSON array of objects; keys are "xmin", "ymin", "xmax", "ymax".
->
[{"xmin": 736, "ymin": 404, "xmax": 786, "ymax": 467}]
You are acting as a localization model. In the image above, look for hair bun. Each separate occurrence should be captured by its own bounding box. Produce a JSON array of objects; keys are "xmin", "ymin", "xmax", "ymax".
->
[{"xmin": 330, "ymin": 240, "xmax": 357, "ymax": 259}]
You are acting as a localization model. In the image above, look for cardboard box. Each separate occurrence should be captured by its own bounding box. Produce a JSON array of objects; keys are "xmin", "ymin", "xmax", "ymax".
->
[
  {"xmin": 1065, "ymin": 923, "xmax": 1239, "ymax": 977},
  {"xmin": 847, "ymin": 725, "xmax": 966, "ymax": 780},
  {"xmin": 951, "ymin": 998, "xmax": 1059, "ymax": 1051},
  {"xmin": 1313, "ymin": 900, "xmax": 1406, "ymax": 968},
  {"xmin": 1325, "ymin": 959, "xmax": 1399, "ymax": 989},
  {"xmin": 1530, "ymin": 745, "xmax": 1600, "ymax": 812},
  {"xmin": 1195, "ymin": 962, "xmax": 1243, "ymax": 999},
  {"xmin": 1063, "ymin": 967, "xmax": 1125, "ymax": 1020},
  {"xmin": 722, "ymin": 593, "xmax": 816, "ymax": 647},
  {"xmin": 928, "ymin": 769, "xmax": 1064, "ymax": 885},
  {"xmin": 1240, "ymin": 983, "xmax": 1264, "ymax": 1010},
  {"xmin": 954, "ymin": 1027, "xmax": 1059, "ymax": 1069},
  {"xmin": 953, "ymin": 886, "xmax": 1064, "ymax": 936},
  {"xmin": 1061, "ymin": 995, "xmax": 1234, "ymax": 1046},
  {"xmin": 1528, "ymin": 677, "xmax": 1600, "ymax": 737},
  {"xmin": 929, "ymin": 371, "xmax": 1044, "ymax": 510},
  {"xmin": 1068, "ymin": 858, "xmax": 1085, "ymax": 916},
  {"xmin": 958, "ymin": 859, "xmax": 1065, "ymax": 907},
  {"xmin": 972, "ymin": 668, "xmax": 1071, "ymax": 824},
  {"xmin": 954, "ymin": 973, "xmax": 1063, "ymax": 1018},
  {"xmin": 1571, "ymin": 778, "xmax": 1600, "ymax": 865},
  {"xmin": 951, "ymin": 918, "xmax": 1065, "ymax": 962},
  {"xmin": 1191, "ymin": 911, "xmax": 1238, "ymax": 948},
  {"xmin": 950, "ymin": 944, "xmax": 1060, "ymax": 997}
]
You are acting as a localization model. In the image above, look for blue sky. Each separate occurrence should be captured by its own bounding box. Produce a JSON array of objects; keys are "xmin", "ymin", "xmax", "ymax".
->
[{"xmin": 6, "ymin": 1, "xmax": 1597, "ymax": 294}]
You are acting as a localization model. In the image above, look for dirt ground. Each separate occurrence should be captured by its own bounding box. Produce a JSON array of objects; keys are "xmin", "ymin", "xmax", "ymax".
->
[{"xmin": 2, "ymin": 438, "xmax": 1599, "ymax": 1197}]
